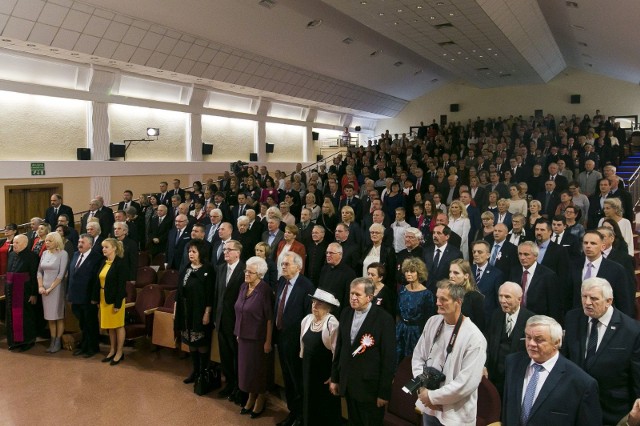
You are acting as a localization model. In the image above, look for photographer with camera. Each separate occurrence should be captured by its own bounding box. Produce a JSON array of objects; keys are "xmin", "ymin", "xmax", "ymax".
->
[{"xmin": 410, "ymin": 279, "xmax": 486, "ymax": 426}]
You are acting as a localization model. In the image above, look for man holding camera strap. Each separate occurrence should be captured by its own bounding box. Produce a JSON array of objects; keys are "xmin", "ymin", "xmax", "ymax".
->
[{"xmin": 411, "ymin": 279, "xmax": 487, "ymax": 426}]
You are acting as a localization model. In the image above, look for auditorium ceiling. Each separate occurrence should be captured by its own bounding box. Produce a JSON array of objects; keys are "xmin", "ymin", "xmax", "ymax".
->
[{"xmin": 0, "ymin": 0, "xmax": 637, "ymax": 117}]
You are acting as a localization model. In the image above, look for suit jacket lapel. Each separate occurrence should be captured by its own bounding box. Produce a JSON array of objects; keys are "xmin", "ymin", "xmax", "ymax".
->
[
  {"xmin": 586, "ymin": 309, "xmax": 620, "ymax": 368},
  {"xmin": 509, "ymin": 312, "xmax": 527, "ymax": 352},
  {"xmin": 528, "ymin": 357, "xmax": 566, "ymax": 419},
  {"xmin": 350, "ymin": 306, "xmax": 377, "ymax": 350}
]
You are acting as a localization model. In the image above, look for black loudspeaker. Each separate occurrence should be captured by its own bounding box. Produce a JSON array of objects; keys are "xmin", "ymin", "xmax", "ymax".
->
[
  {"xmin": 535, "ymin": 109, "xmax": 543, "ymax": 117},
  {"xmin": 77, "ymin": 148, "xmax": 91, "ymax": 160},
  {"xmin": 312, "ymin": 132, "xmax": 319, "ymax": 141},
  {"xmin": 109, "ymin": 143, "xmax": 126, "ymax": 158},
  {"xmin": 266, "ymin": 143, "xmax": 275, "ymax": 153},
  {"xmin": 202, "ymin": 143, "xmax": 213, "ymax": 155},
  {"xmin": 316, "ymin": 155, "xmax": 323, "ymax": 161},
  {"xmin": 249, "ymin": 153, "xmax": 258, "ymax": 162},
  {"xmin": 355, "ymin": 126, "xmax": 361, "ymax": 131},
  {"xmin": 450, "ymin": 103, "xmax": 459, "ymax": 112},
  {"xmin": 570, "ymin": 94, "xmax": 581, "ymax": 104},
  {"xmin": 440, "ymin": 115, "xmax": 447, "ymax": 126}
]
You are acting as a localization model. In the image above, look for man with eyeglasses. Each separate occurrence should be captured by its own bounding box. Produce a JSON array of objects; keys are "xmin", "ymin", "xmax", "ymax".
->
[
  {"xmin": 318, "ymin": 242, "xmax": 356, "ymax": 316},
  {"xmin": 215, "ymin": 240, "xmax": 246, "ymax": 404},
  {"xmin": 205, "ymin": 208, "xmax": 223, "ymax": 245},
  {"xmin": 212, "ymin": 222, "xmax": 235, "ymax": 268},
  {"xmin": 274, "ymin": 252, "xmax": 314, "ymax": 426}
]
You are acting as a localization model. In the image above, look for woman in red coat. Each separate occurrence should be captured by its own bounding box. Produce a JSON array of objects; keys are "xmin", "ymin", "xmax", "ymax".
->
[{"xmin": 275, "ymin": 224, "xmax": 306, "ymax": 278}]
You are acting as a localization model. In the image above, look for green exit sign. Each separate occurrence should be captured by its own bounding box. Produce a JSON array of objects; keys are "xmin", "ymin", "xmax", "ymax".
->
[{"xmin": 31, "ymin": 162, "xmax": 45, "ymax": 176}]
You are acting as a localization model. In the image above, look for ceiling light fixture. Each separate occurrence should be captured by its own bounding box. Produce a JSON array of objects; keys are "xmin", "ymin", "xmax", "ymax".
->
[
  {"xmin": 397, "ymin": 9, "xmax": 403, "ymax": 12},
  {"xmin": 417, "ymin": 5, "xmax": 423, "ymax": 9},
  {"xmin": 360, "ymin": 1, "xmax": 367, "ymax": 4},
  {"xmin": 430, "ymin": 16, "xmax": 436, "ymax": 20},
  {"xmin": 306, "ymin": 19, "xmax": 323, "ymax": 29},
  {"xmin": 436, "ymin": 1, "xmax": 445, "ymax": 5}
]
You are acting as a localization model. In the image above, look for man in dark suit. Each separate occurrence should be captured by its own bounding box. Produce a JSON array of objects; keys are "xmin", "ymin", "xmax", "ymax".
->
[
  {"xmin": 213, "ymin": 191, "xmax": 233, "ymax": 223},
  {"xmin": 205, "ymin": 208, "xmax": 223, "ymax": 245},
  {"xmin": 211, "ymin": 222, "xmax": 235, "ymax": 269},
  {"xmin": 510, "ymin": 241, "xmax": 563, "ymax": 323},
  {"xmin": 503, "ymin": 315, "xmax": 602, "ymax": 426},
  {"xmin": 214, "ymin": 240, "xmax": 246, "ymax": 403},
  {"xmin": 274, "ymin": 252, "xmax": 314, "ymax": 426},
  {"xmin": 147, "ymin": 205, "xmax": 172, "ymax": 257},
  {"xmin": 170, "ymin": 178, "xmax": 186, "ymax": 203},
  {"xmin": 485, "ymin": 282, "xmax": 535, "ymax": 397},
  {"xmin": 117, "ymin": 189, "xmax": 141, "ymax": 215},
  {"xmin": 166, "ymin": 214, "xmax": 192, "ymax": 271},
  {"xmin": 44, "ymin": 193, "xmax": 74, "ymax": 227},
  {"xmin": 423, "ymin": 224, "xmax": 463, "ymax": 293},
  {"xmin": 547, "ymin": 162, "xmax": 569, "ymax": 192},
  {"xmin": 338, "ymin": 184, "xmax": 363, "ymax": 224},
  {"xmin": 600, "ymin": 226, "xmax": 636, "ymax": 285},
  {"xmin": 304, "ymin": 225, "xmax": 327, "ymax": 287},
  {"xmin": 535, "ymin": 220, "xmax": 571, "ymax": 291},
  {"xmin": 231, "ymin": 193, "xmax": 250, "ymax": 226},
  {"xmin": 330, "ymin": 277, "xmax": 395, "ymax": 426},
  {"xmin": 490, "ymin": 224, "xmax": 520, "ymax": 281},
  {"xmin": 261, "ymin": 218, "xmax": 284, "ymax": 261},
  {"xmin": 488, "ymin": 171, "xmax": 510, "ymax": 199},
  {"xmin": 295, "ymin": 208, "xmax": 314, "ymax": 247},
  {"xmin": 93, "ymin": 196, "xmax": 114, "ymax": 239},
  {"xmin": 156, "ymin": 181, "xmax": 171, "ymax": 207},
  {"xmin": 564, "ymin": 277, "xmax": 640, "ymax": 425},
  {"xmin": 536, "ymin": 180, "xmax": 561, "ymax": 220},
  {"xmin": 86, "ymin": 222, "xmax": 105, "ymax": 257},
  {"xmin": 471, "ymin": 240, "xmax": 504, "ymax": 319},
  {"xmin": 334, "ymin": 223, "xmax": 361, "ymax": 272},
  {"xmin": 56, "ymin": 214, "xmax": 79, "ymax": 248},
  {"xmin": 319, "ymin": 243, "xmax": 357, "ymax": 315},
  {"xmin": 570, "ymin": 231, "xmax": 634, "ymax": 317},
  {"xmin": 551, "ymin": 215, "xmax": 581, "ymax": 259},
  {"xmin": 469, "ymin": 177, "xmax": 488, "ymax": 212},
  {"xmin": 67, "ymin": 234, "xmax": 102, "ymax": 357},
  {"xmin": 325, "ymin": 179, "xmax": 341, "ymax": 212}
]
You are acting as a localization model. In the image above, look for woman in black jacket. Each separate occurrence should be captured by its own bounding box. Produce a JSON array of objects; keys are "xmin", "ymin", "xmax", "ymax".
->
[{"xmin": 93, "ymin": 238, "xmax": 129, "ymax": 365}]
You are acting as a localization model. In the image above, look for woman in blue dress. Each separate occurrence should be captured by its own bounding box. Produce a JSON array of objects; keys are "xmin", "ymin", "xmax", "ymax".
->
[{"xmin": 395, "ymin": 257, "xmax": 435, "ymax": 365}]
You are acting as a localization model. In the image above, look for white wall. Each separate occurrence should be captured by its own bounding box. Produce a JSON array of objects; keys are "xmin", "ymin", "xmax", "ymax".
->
[
  {"xmin": 201, "ymin": 115, "xmax": 255, "ymax": 161},
  {"xmin": 377, "ymin": 68, "xmax": 640, "ymax": 133},
  {"xmin": 265, "ymin": 123, "xmax": 305, "ymax": 161}
]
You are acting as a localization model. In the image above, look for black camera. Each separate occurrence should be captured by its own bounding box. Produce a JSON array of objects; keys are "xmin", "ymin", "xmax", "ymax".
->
[{"xmin": 402, "ymin": 366, "xmax": 446, "ymax": 394}]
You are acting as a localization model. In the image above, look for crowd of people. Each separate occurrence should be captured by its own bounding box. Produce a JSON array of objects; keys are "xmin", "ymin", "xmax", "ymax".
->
[{"xmin": 1, "ymin": 110, "xmax": 640, "ymax": 425}]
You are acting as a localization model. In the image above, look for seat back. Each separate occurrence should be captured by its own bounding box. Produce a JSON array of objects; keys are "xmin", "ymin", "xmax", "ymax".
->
[
  {"xmin": 151, "ymin": 253, "xmax": 166, "ymax": 270},
  {"xmin": 136, "ymin": 266, "xmax": 158, "ymax": 288},
  {"xmin": 476, "ymin": 376, "xmax": 501, "ymax": 426},
  {"xmin": 125, "ymin": 281, "xmax": 137, "ymax": 303},
  {"xmin": 158, "ymin": 269, "xmax": 179, "ymax": 290},
  {"xmin": 138, "ymin": 251, "xmax": 150, "ymax": 267},
  {"xmin": 164, "ymin": 290, "xmax": 177, "ymax": 309},
  {"xmin": 133, "ymin": 284, "xmax": 164, "ymax": 324},
  {"xmin": 384, "ymin": 356, "xmax": 419, "ymax": 426}
]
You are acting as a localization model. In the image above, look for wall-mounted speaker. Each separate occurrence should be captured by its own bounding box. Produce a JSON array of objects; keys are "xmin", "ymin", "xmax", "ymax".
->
[
  {"xmin": 355, "ymin": 126, "xmax": 361, "ymax": 131},
  {"xmin": 440, "ymin": 115, "xmax": 447, "ymax": 127},
  {"xmin": 570, "ymin": 94, "xmax": 581, "ymax": 104},
  {"xmin": 312, "ymin": 132, "xmax": 319, "ymax": 141},
  {"xmin": 266, "ymin": 143, "xmax": 275, "ymax": 153},
  {"xmin": 202, "ymin": 143, "xmax": 213, "ymax": 155},
  {"xmin": 534, "ymin": 109, "xmax": 543, "ymax": 117},
  {"xmin": 249, "ymin": 153, "xmax": 258, "ymax": 162},
  {"xmin": 77, "ymin": 148, "xmax": 91, "ymax": 160},
  {"xmin": 450, "ymin": 103, "xmax": 459, "ymax": 112},
  {"xmin": 316, "ymin": 155, "xmax": 323, "ymax": 162},
  {"xmin": 109, "ymin": 143, "xmax": 126, "ymax": 158}
]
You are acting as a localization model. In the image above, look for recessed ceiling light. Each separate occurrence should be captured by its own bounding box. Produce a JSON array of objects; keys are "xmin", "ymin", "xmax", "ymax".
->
[
  {"xmin": 494, "ymin": 53, "xmax": 498, "ymax": 56},
  {"xmin": 26, "ymin": 43, "xmax": 36, "ymax": 47},
  {"xmin": 465, "ymin": 57, "xmax": 469, "ymax": 60},
  {"xmin": 487, "ymin": 48, "xmax": 492, "ymax": 51},
  {"xmin": 479, "ymin": 55, "xmax": 483, "ymax": 58},
  {"xmin": 1, "ymin": 38, "xmax": 12, "ymax": 42},
  {"xmin": 379, "ymin": 12, "xmax": 384, "ymax": 16},
  {"xmin": 417, "ymin": 5, "xmax": 423, "ymax": 9},
  {"xmin": 436, "ymin": 1, "xmax": 445, "ymax": 5},
  {"xmin": 451, "ymin": 58, "xmax": 455, "ymax": 61},
  {"xmin": 443, "ymin": 53, "xmax": 447, "ymax": 56},
  {"xmin": 360, "ymin": 1, "xmax": 367, "ymax": 4},
  {"xmin": 306, "ymin": 19, "xmax": 322, "ymax": 29},
  {"xmin": 394, "ymin": 22, "xmax": 399, "ymax": 25},
  {"xmin": 457, "ymin": 51, "xmax": 461, "ymax": 54},
  {"xmin": 449, "ymin": 13, "xmax": 454, "ymax": 16},
  {"xmin": 397, "ymin": 9, "xmax": 403, "ymax": 12}
]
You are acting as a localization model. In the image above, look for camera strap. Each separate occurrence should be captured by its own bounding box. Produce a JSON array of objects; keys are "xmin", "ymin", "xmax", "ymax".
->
[{"xmin": 433, "ymin": 314, "xmax": 464, "ymax": 366}]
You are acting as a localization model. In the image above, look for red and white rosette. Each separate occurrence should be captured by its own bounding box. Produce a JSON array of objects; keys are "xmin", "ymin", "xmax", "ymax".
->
[{"xmin": 352, "ymin": 333, "xmax": 375, "ymax": 357}]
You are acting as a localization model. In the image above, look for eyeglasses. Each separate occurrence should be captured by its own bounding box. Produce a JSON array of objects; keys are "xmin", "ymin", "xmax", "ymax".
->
[
  {"xmin": 325, "ymin": 252, "xmax": 339, "ymax": 255},
  {"xmin": 369, "ymin": 231, "xmax": 382, "ymax": 235}
]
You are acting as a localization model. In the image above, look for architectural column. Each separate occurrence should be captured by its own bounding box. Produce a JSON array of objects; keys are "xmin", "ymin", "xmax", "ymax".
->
[
  {"xmin": 91, "ymin": 176, "xmax": 111, "ymax": 206},
  {"xmin": 88, "ymin": 101, "xmax": 110, "ymax": 160},
  {"xmin": 187, "ymin": 113, "xmax": 203, "ymax": 161}
]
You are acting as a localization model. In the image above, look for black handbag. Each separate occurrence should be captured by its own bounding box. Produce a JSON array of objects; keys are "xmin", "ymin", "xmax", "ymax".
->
[{"xmin": 194, "ymin": 367, "xmax": 221, "ymax": 396}]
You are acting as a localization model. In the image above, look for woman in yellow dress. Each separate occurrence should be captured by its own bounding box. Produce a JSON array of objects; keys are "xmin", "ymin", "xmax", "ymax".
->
[{"xmin": 94, "ymin": 238, "xmax": 128, "ymax": 365}]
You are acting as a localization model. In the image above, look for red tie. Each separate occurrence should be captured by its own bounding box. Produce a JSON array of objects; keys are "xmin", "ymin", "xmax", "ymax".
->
[
  {"xmin": 521, "ymin": 270, "xmax": 529, "ymax": 306},
  {"xmin": 276, "ymin": 281, "xmax": 290, "ymax": 330}
]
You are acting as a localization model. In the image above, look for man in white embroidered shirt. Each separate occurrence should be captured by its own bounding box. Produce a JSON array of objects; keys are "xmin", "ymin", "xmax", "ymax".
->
[{"xmin": 412, "ymin": 280, "xmax": 486, "ymax": 426}]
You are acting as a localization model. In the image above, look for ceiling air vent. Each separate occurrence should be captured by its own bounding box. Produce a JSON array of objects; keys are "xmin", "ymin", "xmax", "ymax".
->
[
  {"xmin": 438, "ymin": 41, "xmax": 455, "ymax": 46},
  {"xmin": 394, "ymin": 61, "xmax": 403, "ymax": 67},
  {"xmin": 258, "ymin": 0, "xmax": 276, "ymax": 9},
  {"xmin": 342, "ymin": 37, "xmax": 354, "ymax": 44},
  {"xmin": 434, "ymin": 23, "xmax": 453, "ymax": 29},
  {"xmin": 476, "ymin": 67, "xmax": 489, "ymax": 71},
  {"xmin": 306, "ymin": 19, "xmax": 323, "ymax": 29}
]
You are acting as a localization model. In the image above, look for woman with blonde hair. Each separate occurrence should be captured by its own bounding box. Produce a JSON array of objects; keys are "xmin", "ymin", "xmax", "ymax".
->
[
  {"xmin": 254, "ymin": 242, "xmax": 277, "ymax": 290},
  {"xmin": 396, "ymin": 257, "xmax": 435, "ymax": 364},
  {"xmin": 32, "ymin": 222, "xmax": 51, "ymax": 258},
  {"xmin": 599, "ymin": 197, "xmax": 634, "ymax": 256},
  {"xmin": 448, "ymin": 200, "xmax": 471, "ymax": 260},
  {"xmin": 37, "ymin": 232, "xmax": 68, "ymax": 353},
  {"xmin": 449, "ymin": 259, "xmax": 485, "ymax": 331},
  {"xmin": 526, "ymin": 199, "xmax": 543, "ymax": 236},
  {"xmin": 318, "ymin": 198, "xmax": 338, "ymax": 236},
  {"xmin": 95, "ymin": 238, "xmax": 128, "ymax": 365}
]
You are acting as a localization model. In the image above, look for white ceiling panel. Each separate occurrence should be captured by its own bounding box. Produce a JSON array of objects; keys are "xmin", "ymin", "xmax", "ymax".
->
[
  {"xmin": 38, "ymin": 1, "xmax": 68, "ymax": 26},
  {"xmin": 12, "ymin": 0, "xmax": 45, "ymax": 21},
  {"xmin": 3, "ymin": 16, "xmax": 35, "ymax": 39}
]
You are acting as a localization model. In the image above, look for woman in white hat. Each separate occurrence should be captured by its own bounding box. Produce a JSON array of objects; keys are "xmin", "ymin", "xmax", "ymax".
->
[{"xmin": 299, "ymin": 288, "xmax": 341, "ymax": 426}]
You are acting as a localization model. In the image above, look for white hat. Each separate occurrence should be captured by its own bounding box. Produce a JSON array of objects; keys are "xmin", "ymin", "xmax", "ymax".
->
[{"xmin": 309, "ymin": 288, "xmax": 340, "ymax": 308}]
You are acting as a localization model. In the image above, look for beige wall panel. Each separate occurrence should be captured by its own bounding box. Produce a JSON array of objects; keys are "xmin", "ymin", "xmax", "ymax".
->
[
  {"xmin": 108, "ymin": 104, "xmax": 188, "ymax": 161},
  {"xmin": 201, "ymin": 115, "xmax": 255, "ymax": 162},
  {"xmin": 265, "ymin": 123, "xmax": 304, "ymax": 162},
  {"xmin": 378, "ymin": 69, "xmax": 640, "ymax": 133},
  {"xmin": 0, "ymin": 91, "xmax": 87, "ymax": 161}
]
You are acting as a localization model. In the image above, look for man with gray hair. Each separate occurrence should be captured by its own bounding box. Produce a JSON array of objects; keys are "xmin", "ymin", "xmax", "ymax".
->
[
  {"xmin": 563, "ymin": 277, "xmax": 640, "ymax": 425},
  {"xmin": 319, "ymin": 242, "xmax": 356, "ymax": 314},
  {"xmin": 330, "ymin": 278, "xmax": 395, "ymax": 426},
  {"xmin": 485, "ymin": 282, "xmax": 535, "ymax": 397},
  {"xmin": 503, "ymin": 315, "xmax": 602, "ymax": 425}
]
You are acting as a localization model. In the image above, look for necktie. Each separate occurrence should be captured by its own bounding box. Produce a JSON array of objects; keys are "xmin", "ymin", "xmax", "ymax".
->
[
  {"xmin": 554, "ymin": 234, "xmax": 560, "ymax": 244},
  {"xmin": 89, "ymin": 211, "xmax": 94, "ymax": 218},
  {"xmin": 124, "ymin": 202, "xmax": 129, "ymax": 210},
  {"xmin": 475, "ymin": 267, "xmax": 482, "ymax": 284},
  {"xmin": 416, "ymin": 178, "xmax": 421, "ymax": 192},
  {"xmin": 54, "ymin": 207, "xmax": 58, "ymax": 215},
  {"xmin": 276, "ymin": 281, "xmax": 290, "ymax": 330},
  {"xmin": 433, "ymin": 249, "xmax": 441, "ymax": 269},
  {"xmin": 490, "ymin": 244, "xmax": 500, "ymax": 266},
  {"xmin": 175, "ymin": 230, "xmax": 182, "ymax": 244},
  {"xmin": 521, "ymin": 363, "xmax": 544, "ymax": 425},
  {"xmin": 583, "ymin": 262, "xmax": 593, "ymax": 281},
  {"xmin": 75, "ymin": 253, "xmax": 84, "ymax": 269},
  {"xmin": 545, "ymin": 192, "xmax": 551, "ymax": 207},
  {"xmin": 239, "ymin": 205, "xmax": 244, "ymax": 215},
  {"xmin": 521, "ymin": 270, "xmax": 529, "ymax": 306},
  {"xmin": 585, "ymin": 317, "xmax": 599, "ymax": 361},
  {"xmin": 551, "ymin": 175, "xmax": 555, "ymax": 181},
  {"xmin": 226, "ymin": 265, "xmax": 233, "ymax": 285},
  {"xmin": 217, "ymin": 242, "xmax": 223, "ymax": 260},
  {"xmin": 505, "ymin": 315, "xmax": 513, "ymax": 337}
]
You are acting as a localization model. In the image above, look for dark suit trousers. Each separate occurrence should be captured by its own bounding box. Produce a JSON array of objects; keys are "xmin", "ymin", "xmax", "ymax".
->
[
  {"xmin": 276, "ymin": 334, "xmax": 303, "ymax": 417},
  {"xmin": 71, "ymin": 303, "xmax": 99, "ymax": 353},
  {"xmin": 218, "ymin": 329, "xmax": 238, "ymax": 388},
  {"xmin": 346, "ymin": 392, "xmax": 385, "ymax": 426}
]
